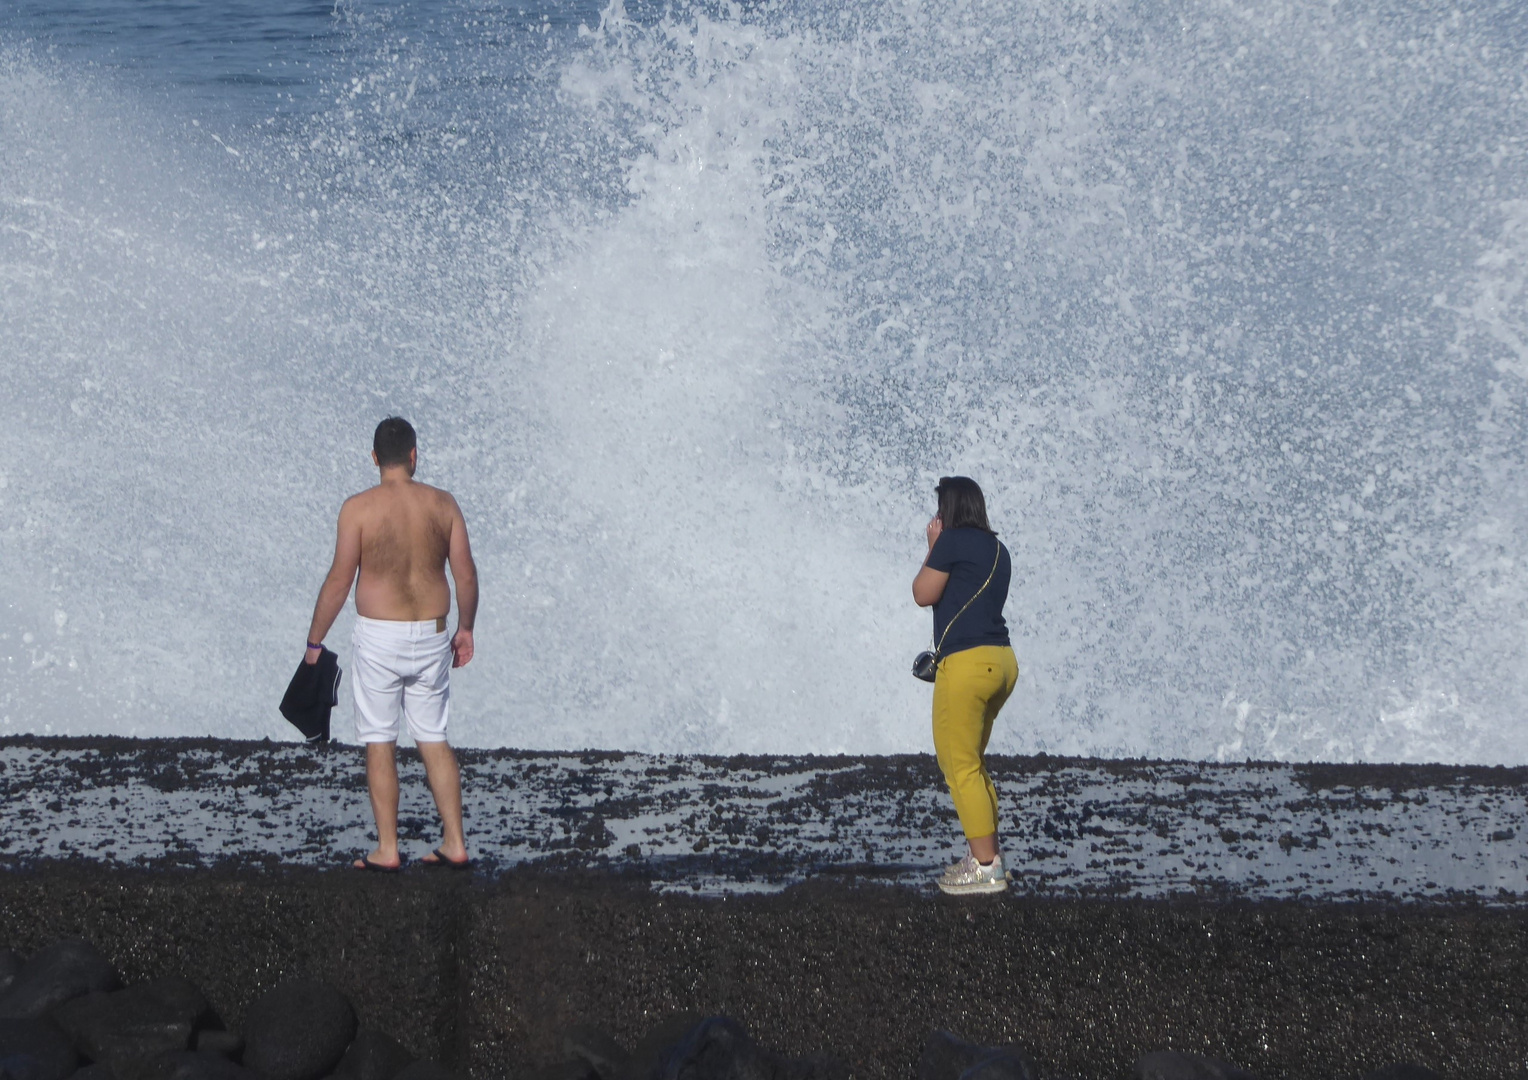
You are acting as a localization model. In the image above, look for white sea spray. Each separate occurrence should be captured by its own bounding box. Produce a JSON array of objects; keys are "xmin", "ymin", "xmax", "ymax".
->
[{"xmin": 0, "ymin": 1, "xmax": 1525, "ymax": 760}]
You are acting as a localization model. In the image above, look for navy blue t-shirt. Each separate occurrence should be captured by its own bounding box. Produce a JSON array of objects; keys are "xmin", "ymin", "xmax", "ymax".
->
[{"xmin": 926, "ymin": 527, "xmax": 1011, "ymax": 656}]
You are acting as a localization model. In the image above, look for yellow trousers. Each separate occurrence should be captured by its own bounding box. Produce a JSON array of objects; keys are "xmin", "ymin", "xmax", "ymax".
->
[{"xmin": 932, "ymin": 645, "xmax": 1019, "ymax": 840}]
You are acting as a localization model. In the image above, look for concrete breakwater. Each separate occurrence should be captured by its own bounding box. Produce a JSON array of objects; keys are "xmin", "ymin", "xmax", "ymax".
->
[
  {"xmin": 0, "ymin": 866, "xmax": 1523, "ymax": 1079},
  {"xmin": 1, "ymin": 738, "xmax": 1526, "ymax": 1077}
]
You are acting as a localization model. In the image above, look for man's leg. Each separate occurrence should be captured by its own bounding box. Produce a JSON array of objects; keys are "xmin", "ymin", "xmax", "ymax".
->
[
  {"xmin": 360, "ymin": 741, "xmax": 402, "ymax": 869},
  {"xmin": 352, "ymin": 616, "xmax": 407, "ymax": 869},
  {"xmin": 417, "ymin": 740, "xmax": 468, "ymax": 863},
  {"xmin": 409, "ymin": 626, "xmax": 466, "ymax": 865}
]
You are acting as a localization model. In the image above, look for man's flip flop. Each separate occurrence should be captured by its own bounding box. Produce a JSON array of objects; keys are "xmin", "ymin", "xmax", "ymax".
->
[
  {"xmin": 354, "ymin": 855, "xmax": 402, "ymax": 873},
  {"xmin": 421, "ymin": 848, "xmax": 472, "ymax": 870}
]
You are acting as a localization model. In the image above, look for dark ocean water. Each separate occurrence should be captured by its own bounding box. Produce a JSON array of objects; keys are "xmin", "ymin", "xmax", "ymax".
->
[{"xmin": 0, "ymin": 0, "xmax": 603, "ymax": 122}]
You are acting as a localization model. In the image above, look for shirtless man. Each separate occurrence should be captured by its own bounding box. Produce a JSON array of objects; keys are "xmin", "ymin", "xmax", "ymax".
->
[{"xmin": 304, "ymin": 417, "xmax": 478, "ymax": 871}]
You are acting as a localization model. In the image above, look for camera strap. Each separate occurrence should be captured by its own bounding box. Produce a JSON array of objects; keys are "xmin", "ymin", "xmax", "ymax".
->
[{"xmin": 930, "ymin": 535, "xmax": 1002, "ymax": 660}]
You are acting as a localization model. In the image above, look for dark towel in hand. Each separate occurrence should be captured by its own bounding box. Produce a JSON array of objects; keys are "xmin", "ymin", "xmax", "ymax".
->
[{"xmin": 279, "ymin": 647, "xmax": 342, "ymax": 742}]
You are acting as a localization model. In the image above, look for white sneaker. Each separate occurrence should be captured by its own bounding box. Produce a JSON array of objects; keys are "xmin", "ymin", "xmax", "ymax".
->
[{"xmin": 936, "ymin": 851, "xmax": 1008, "ymax": 895}]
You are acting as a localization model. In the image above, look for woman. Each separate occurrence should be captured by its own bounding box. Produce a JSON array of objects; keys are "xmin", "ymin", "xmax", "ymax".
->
[{"xmin": 912, "ymin": 476, "xmax": 1018, "ymax": 894}]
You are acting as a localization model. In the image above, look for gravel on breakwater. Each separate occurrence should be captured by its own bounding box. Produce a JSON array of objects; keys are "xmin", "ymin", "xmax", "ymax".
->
[{"xmin": 0, "ymin": 863, "xmax": 1521, "ymax": 1079}]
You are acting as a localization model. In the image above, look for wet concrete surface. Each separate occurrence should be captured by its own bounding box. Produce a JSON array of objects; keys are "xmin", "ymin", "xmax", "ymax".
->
[
  {"xmin": 2, "ymin": 738, "xmax": 1527, "ymax": 1078},
  {"xmin": 2, "ymin": 737, "xmax": 1526, "ymax": 902}
]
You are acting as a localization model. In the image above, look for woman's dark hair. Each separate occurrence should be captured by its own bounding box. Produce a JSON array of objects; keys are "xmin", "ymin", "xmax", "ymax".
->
[
  {"xmin": 936, "ymin": 476, "xmax": 995, "ymax": 533},
  {"xmin": 374, "ymin": 416, "xmax": 417, "ymax": 469}
]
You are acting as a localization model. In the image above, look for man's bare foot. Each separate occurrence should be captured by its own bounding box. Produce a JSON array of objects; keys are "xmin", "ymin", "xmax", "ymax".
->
[
  {"xmin": 353, "ymin": 849, "xmax": 402, "ymax": 872},
  {"xmin": 420, "ymin": 845, "xmax": 470, "ymax": 867}
]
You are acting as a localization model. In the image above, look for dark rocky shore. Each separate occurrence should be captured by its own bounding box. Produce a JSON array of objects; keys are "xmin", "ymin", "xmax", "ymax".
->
[
  {"xmin": 1, "ymin": 738, "xmax": 1525, "ymax": 1078},
  {"xmin": 0, "ymin": 868, "xmax": 1513, "ymax": 1079}
]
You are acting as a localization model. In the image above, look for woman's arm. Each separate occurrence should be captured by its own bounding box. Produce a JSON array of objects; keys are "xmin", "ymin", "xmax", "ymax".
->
[
  {"xmin": 912, "ymin": 515, "xmax": 950, "ymax": 607},
  {"xmin": 912, "ymin": 565, "xmax": 949, "ymax": 607}
]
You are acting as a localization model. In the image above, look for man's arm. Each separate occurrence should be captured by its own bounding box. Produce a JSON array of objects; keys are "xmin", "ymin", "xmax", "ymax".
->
[
  {"xmin": 447, "ymin": 495, "xmax": 478, "ymax": 668},
  {"xmin": 304, "ymin": 501, "xmax": 362, "ymax": 665}
]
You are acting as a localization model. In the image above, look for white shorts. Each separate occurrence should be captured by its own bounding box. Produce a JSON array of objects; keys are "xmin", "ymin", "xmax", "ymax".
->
[{"xmin": 351, "ymin": 616, "xmax": 453, "ymax": 744}]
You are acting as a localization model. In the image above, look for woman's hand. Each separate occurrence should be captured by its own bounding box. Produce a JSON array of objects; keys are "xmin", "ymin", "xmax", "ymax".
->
[{"xmin": 926, "ymin": 514, "xmax": 943, "ymax": 550}]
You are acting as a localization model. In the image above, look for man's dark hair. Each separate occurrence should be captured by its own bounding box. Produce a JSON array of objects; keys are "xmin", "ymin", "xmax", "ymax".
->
[
  {"xmin": 936, "ymin": 476, "xmax": 995, "ymax": 534},
  {"xmin": 374, "ymin": 417, "xmax": 417, "ymax": 469}
]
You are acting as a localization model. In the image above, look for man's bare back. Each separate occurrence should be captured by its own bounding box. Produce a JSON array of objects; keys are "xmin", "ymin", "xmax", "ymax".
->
[
  {"xmin": 346, "ymin": 480, "xmax": 461, "ymax": 622},
  {"xmin": 306, "ymin": 443, "xmax": 478, "ymax": 669}
]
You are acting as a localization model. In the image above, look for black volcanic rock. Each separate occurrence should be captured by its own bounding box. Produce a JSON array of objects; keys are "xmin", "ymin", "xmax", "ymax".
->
[
  {"xmin": 657, "ymin": 1017, "xmax": 774, "ymax": 1080},
  {"xmin": 1361, "ymin": 1067, "xmax": 1445, "ymax": 1080},
  {"xmin": 526, "ymin": 1061, "xmax": 597, "ymax": 1080},
  {"xmin": 193, "ymin": 1031, "xmax": 244, "ymax": 1061},
  {"xmin": 1131, "ymin": 1051, "xmax": 1257, "ymax": 1080},
  {"xmin": 919, "ymin": 1032, "xmax": 983, "ymax": 1080},
  {"xmin": 71, "ymin": 1065, "xmax": 117, "ymax": 1080},
  {"xmin": 135, "ymin": 979, "xmax": 216, "ymax": 1032},
  {"xmin": 391, "ymin": 1062, "xmax": 460, "ymax": 1080},
  {"xmin": 775, "ymin": 1058, "xmax": 847, "ymax": 1080},
  {"xmin": 138, "ymin": 1051, "xmax": 259, "ymax": 1080},
  {"xmin": 241, "ymin": 981, "xmax": 357, "ymax": 1080},
  {"xmin": 955, "ymin": 1053, "xmax": 1035, "ymax": 1080},
  {"xmin": 0, "ymin": 951, "xmax": 20, "ymax": 996},
  {"xmin": 0, "ymin": 1017, "xmax": 80, "ymax": 1080},
  {"xmin": 562, "ymin": 1025, "xmax": 629, "ymax": 1080},
  {"xmin": 917, "ymin": 1033, "xmax": 1035, "ymax": 1080},
  {"xmin": 621, "ymin": 1015, "xmax": 701, "ymax": 1080},
  {"xmin": 0, "ymin": 939, "xmax": 119, "ymax": 1020},
  {"xmin": 332, "ymin": 1029, "xmax": 414, "ymax": 1080},
  {"xmin": 53, "ymin": 977, "xmax": 216, "ymax": 1079}
]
